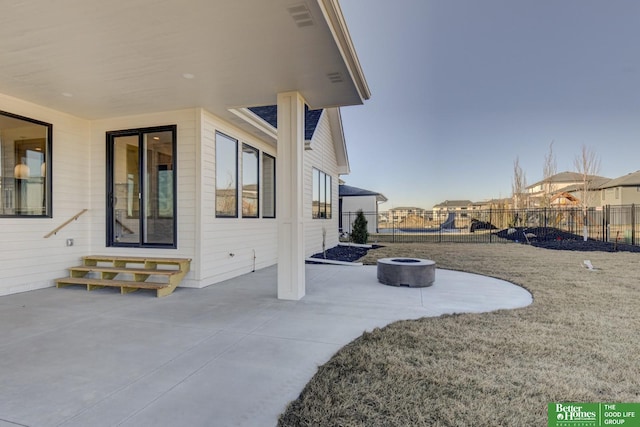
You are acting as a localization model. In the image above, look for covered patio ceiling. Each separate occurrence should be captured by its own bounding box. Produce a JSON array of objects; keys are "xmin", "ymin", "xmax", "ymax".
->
[{"xmin": 0, "ymin": 0, "xmax": 369, "ymax": 129}]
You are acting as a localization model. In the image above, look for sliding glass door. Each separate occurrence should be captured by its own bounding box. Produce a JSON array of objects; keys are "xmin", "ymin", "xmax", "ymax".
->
[{"xmin": 107, "ymin": 125, "xmax": 176, "ymax": 248}]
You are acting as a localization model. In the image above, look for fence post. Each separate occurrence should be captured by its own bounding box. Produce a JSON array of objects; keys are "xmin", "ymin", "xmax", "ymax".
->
[
  {"xmin": 632, "ymin": 204, "xmax": 636, "ymax": 246},
  {"xmin": 392, "ymin": 213, "xmax": 396, "ymax": 243},
  {"xmin": 489, "ymin": 208, "xmax": 492, "ymax": 243}
]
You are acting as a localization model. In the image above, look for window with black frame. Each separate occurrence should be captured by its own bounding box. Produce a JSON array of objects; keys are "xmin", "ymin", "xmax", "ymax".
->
[
  {"xmin": 242, "ymin": 144, "xmax": 259, "ymax": 218},
  {"xmin": 0, "ymin": 111, "xmax": 51, "ymax": 217},
  {"xmin": 312, "ymin": 168, "xmax": 332, "ymax": 219},
  {"xmin": 262, "ymin": 153, "xmax": 275, "ymax": 218},
  {"xmin": 216, "ymin": 132, "xmax": 238, "ymax": 217}
]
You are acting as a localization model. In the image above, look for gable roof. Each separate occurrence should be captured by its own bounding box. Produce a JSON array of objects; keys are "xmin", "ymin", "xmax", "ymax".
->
[
  {"xmin": 248, "ymin": 105, "xmax": 323, "ymax": 141},
  {"xmin": 559, "ymin": 177, "xmax": 612, "ymax": 193},
  {"xmin": 598, "ymin": 170, "xmax": 640, "ymax": 189},
  {"xmin": 339, "ymin": 184, "xmax": 388, "ymax": 202},
  {"xmin": 433, "ymin": 200, "xmax": 473, "ymax": 208},
  {"xmin": 528, "ymin": 171, "xmax": 609, "ymax": 189}
]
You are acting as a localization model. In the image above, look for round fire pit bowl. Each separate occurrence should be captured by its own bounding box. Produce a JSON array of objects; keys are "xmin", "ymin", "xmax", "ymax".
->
[{"xmin": 377, "ymin": 257, "xmax": 436, "ymax": 288}]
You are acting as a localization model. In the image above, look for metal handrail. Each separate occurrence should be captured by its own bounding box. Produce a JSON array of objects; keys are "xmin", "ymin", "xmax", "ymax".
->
[{"xmin": 43, "ymin": 209, "xmax": 89, "ymax": 238}]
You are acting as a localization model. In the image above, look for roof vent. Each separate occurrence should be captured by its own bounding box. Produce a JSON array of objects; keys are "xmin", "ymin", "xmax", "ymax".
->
[
  {"xmin": 288, "ymin": 4, "xmax": 314, "ymax": 28},
  {"xmin": 327, "ymin": 72, "xmax": 344, "ymax": 83}
]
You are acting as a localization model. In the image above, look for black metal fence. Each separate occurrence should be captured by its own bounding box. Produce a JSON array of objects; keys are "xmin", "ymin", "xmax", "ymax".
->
[{"xmin": 341, "ymin": 205, "xmax": 640, "ymax": 244}]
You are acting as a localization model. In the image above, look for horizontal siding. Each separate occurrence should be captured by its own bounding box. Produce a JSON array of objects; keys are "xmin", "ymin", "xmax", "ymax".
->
[
  {"xmin": 0, "ymin": 93, "xmax": 92, "ymax": 296},
  {"xmin": 0, "ymin": 95, "xmax": 344, "ymax": 296},
  {"xmin": 197, "ymin": 110, "xmax": 278, "ymax": 287},
  {"xmin": 304, "ymin": 111, "xmax": 340, "ymax": 257}
]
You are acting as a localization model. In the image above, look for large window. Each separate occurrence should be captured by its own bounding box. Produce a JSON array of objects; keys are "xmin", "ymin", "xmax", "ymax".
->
[
  {"xmin": 216, "ymin": 132, "xmax": 238, "ymax": 217},
  {"xmin": 0, "ymin": 111, "xmax": 52, "ymax": 217},
  {"xmin": 106, "ymin": 125, "xmax": 176, "ymax": 248},
  {"xmin": 242, "ymin": 144, "xmax": 259, "ymax": 218},
  {"xmin": 312, "ymin": 168, "xmax": 332, "ymax": 219},
  {"xmin": 262, "ymin": 153, "xmax": 275, "ymax": 218}
]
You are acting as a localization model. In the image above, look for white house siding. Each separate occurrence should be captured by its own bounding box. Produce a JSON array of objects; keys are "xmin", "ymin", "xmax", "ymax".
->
[
  {"xmin": 0, "ymin": 93, "xmax": 91, "ymax": 296},
  {"xmin": 304, "ymin": 111, "xmax": 340, "ymax": 257},
  {"xmin": 0, "ymin": 100, "xmax": 342, "ymax": 295},
  {"xmin": 341, "ymin": 196, "xmax": 378, "ymax": 234},
  {"xmin": 198, "ymin": 110, "xmax": 278, "ymax": 287}
]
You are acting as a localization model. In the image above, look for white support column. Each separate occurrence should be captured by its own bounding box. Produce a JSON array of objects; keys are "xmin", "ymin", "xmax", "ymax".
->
[{"xmin": 276, "ymin": 91, "xmax": 306, "ymax": 300}]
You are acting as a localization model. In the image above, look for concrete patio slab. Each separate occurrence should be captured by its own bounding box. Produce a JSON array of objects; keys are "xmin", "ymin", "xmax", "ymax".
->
[{"xmin": 0, "ymin": 264, "xmax": 531, "ymax": 427}]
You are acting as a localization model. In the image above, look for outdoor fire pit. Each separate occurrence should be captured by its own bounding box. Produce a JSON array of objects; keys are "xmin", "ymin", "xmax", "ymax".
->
[{"xmin": 377, "ymin": 257, "xmax": 435, "ymax": 288}]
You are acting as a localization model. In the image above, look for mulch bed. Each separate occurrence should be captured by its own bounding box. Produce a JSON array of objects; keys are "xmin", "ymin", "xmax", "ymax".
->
[
  {"xmin": 494, "ymin": 226, "xmax": 640, "ymax": 253},
  {"xmin": 308, "ymin": 244, "xmax": 383, "ymax": 263},
  {"xmin": 309, "ymin": 228, "xmax": 640, "ymax": 264}
]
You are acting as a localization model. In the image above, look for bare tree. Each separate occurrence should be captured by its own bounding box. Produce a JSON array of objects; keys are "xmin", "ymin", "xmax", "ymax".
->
[
  {"xmin": 541, "ymin": 141, "xmax": 557, "ymax": 207},
  {"xmin": 512, "ymin": 157, "xmax": 527, "ymax": 210},
  {"xmin": 573, "ymin": 145, "xmax": 601, "ymax": 240}
]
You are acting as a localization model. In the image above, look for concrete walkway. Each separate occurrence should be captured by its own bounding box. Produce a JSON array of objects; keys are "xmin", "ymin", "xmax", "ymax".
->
[{"xmin": 0, "ymin": 264, "xmax": 531, "ymax": 427}]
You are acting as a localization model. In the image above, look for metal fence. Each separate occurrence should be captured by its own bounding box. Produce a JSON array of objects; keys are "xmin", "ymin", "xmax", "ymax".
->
[{"xmin": 341, "ymin": 205, "xmax": 640, "ymax": 245}]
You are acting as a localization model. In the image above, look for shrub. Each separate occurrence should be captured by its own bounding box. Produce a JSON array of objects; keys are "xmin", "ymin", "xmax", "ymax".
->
[{"xmin": 351, "ymin": 210, "xmax": 369, "ymax": 244}]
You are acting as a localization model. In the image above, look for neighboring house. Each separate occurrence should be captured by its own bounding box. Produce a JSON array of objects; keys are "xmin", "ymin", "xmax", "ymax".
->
[
  {"xmin": 387, "ymin": 207, "xmax": 430, "ymax": 223},
  {"xmin": 473, "ymin": 198, "xmax": 514, "ymax": 210},
  {"xmin": 0, "ymin": 1, "xmax": 370, "ymax": 300},
  {"xmin": 595, "ymin": 170, "xmax": 640, "ymax": 206},
  {"xmin": 526, "ymin": 171, "xmax": 609, "ymax": 207},
  {"xmin": 432, "ymin": 200, "xmax": 474, "ymax": 218},
  {"xmin": 338, "ymin": 184, "xmax": 387, "ymax": 234}
]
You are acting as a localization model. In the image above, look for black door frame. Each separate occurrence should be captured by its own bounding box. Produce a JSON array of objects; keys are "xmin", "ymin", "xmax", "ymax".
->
[{"xmin": 106, "ymin": 125, "xmax": 177, "ymax": 248}]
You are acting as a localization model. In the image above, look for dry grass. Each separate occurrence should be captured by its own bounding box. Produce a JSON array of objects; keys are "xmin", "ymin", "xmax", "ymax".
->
[{"xmin": 278, "ymin": 243, "xmax": 640, "ymax": 426}]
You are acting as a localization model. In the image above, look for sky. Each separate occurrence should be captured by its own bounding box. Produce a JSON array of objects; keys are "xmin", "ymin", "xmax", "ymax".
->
[{"xmin": 338, "ymin": 0, "xmax": 640, "ymax": 209}]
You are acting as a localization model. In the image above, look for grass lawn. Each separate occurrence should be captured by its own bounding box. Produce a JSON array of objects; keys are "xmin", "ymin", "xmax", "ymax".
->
[{"xmin": 278, "ymin": 243, "xmax": 640, "ymax": 426}]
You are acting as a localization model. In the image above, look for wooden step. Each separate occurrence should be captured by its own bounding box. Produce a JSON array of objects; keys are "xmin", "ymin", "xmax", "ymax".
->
[
  {"xmin": 56, "ymin": 277, "xmax": 176, "ymax": 297},
  {"xmin": 82, "ymin": 255, "xmax": 190, "ymax": 269},
  {"xmin": 56, "ymin": 255, "xmax": 191, "ymax": 297},
  {"xmin": 68, "ymin": 265, "xmax": 180, "ymax": 277}
]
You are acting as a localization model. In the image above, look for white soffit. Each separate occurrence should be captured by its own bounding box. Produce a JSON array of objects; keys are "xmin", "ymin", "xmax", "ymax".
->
[{"xmin": 0, "ymin": 0, "xmax": 369, "ymax": 123}]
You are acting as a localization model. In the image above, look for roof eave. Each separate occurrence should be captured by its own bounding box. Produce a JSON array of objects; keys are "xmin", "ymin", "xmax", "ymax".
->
[
  {"xmin": 317, "ymin": 0, "xmax": 371, "ymax": 104},
  {"xmin": 326, "ymin": 108, "xmax": 350, "ymax": 174}
]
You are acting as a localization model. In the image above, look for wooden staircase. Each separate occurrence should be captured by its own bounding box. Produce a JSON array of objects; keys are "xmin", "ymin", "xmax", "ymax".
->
[{"xmin": 56, "ymin": 255, "xmax": 191, "ymax": 297}]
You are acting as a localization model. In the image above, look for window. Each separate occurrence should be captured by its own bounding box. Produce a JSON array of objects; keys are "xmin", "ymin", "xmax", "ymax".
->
[
  {"xmin": 106, "ymin": 125, "xmax": 176, "ymax": 248},
  {"xmin": 262, "ymin": 153, "xmax": 275, "ymax": 218},
  {"xmin": 242, "ymin": 144, "xmax": 259, "ymax": 218},
  {"xmin": 312, "ymin": 168, "xmax": 332, "ymax": 219},
  {"xmin": 0, "ymin": 111, "xmax": 52, "ymax": 217},
  {"xmin": 216, "ymin": 132, "xmax": 238, "ymax": 217}
]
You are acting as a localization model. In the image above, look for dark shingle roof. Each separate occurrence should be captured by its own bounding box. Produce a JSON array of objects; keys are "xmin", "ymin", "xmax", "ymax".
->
[
  {"xmin": 339, "ymin": 184, "xmax": 387, "ymax": 202},
  {"xmin": 248, "ymin": 105, "xmax": 322, "ymax": 141},
  {"xmin": 339, "ymin": 184, "xmax": 379, "ymax": 197}
]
